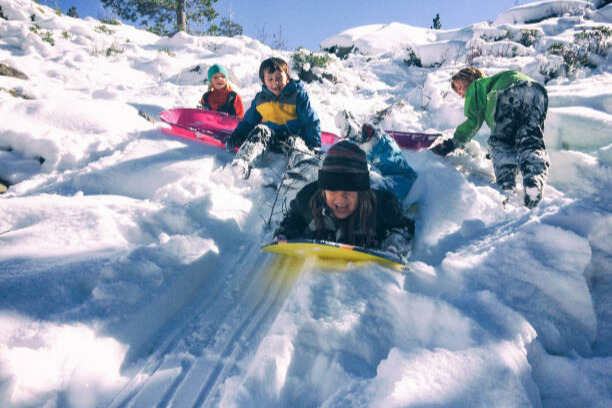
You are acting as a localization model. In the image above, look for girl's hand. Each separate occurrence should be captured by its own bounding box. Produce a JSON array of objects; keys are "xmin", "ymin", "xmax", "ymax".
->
[{"xmin": 431, "ymin": 139, "xmax": 457, "ymax": 157}]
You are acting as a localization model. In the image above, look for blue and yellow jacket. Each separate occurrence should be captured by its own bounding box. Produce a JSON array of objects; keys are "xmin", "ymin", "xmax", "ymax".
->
[{"xmin": 233, "ymin": 80, "xmax": 321, "ymax": 148}]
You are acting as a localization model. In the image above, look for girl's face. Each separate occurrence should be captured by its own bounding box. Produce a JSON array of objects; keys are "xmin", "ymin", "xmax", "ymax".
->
[
  {"xmin": 211, "ymin": 73, "xmax": 228, "ymax": 90},
  {"xmin": 453, "ymin": 79, "xmax": 470, "ymax": 98},
  {"xmin": 263, "ymin": 69, "xmax": 288, "ymax": 96},
  {"xmin": 324, "ymin": 190, "xmax": 359, "ymax": 219}
]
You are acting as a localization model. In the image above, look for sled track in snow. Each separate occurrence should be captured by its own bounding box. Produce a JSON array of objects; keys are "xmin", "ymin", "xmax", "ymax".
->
[
  {"xmin": 191, "ymin": 258, "xmax": 299, "ymax": 407},
  {"xmin": 107, "ymin": 245, "xmax": 303, "ymax": 408}
]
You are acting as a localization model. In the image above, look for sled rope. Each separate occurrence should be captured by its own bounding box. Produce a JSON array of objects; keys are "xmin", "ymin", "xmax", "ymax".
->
[
  {"xmin": 264, "ymin": 141, "xmax": 324, "ymax": 230},
  {"xmin": 264, "ymin": 161, "xmax": 291, "ymax": 230}
]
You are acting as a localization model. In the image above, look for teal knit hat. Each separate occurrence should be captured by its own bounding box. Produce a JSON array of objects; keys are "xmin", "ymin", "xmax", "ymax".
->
[{"xmin": 207, "ymin": 64, "xmax": 229, "ymax": 82}]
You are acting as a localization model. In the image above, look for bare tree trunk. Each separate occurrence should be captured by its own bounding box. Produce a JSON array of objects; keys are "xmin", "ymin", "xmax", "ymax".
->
[{"xmin": 176, "ymin": 0, "xmax": 186, "ymax": 32}]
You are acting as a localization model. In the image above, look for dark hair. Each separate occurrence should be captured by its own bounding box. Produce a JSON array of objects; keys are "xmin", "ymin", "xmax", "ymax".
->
[
  {"xmin": 310, "ymin": 189, "xmax": 377, "ymax": 247},
  {"xmin": 451, "ymin": 67, "xmax": 485, "ymax": 92},
  {"xmin": 259, "ymin": 57, "xmax": 291, "ymax": 83}
]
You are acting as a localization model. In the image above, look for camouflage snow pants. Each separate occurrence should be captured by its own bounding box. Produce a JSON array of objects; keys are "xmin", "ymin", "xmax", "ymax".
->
[
  {"xmin": 232, "ymin": 125, "xmax": 319, "ymax": 180},
  {"xmin": 488, "ymin": 82, "xmax": 550, "ymax": 191}
]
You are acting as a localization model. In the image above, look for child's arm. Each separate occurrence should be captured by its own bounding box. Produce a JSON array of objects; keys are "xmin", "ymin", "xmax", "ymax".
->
[
  {"xmin": 200, "ymin": 92, "xmax": 210, "ymax": 109},
  {"xmin": 377, "ymin": 191, "xmax": 415, "ymax": 261},
  {"xmin": 226, "ymin": 97, "xmax": 262, "ymax": 148},
  {"xmin": 274, "ymin": 183, "xmax": 315, "ymax": 239},
  {"xmin": 380, "ymin": 224, "xmax": 414, "ymax": 263},
  {"xmin": 234, "ymin": 93, "xmax": 245, "ymax": 119},
  {"xmin": 453, "ymin": 83, "xmax": 485, "ymax": 146},
  {"xmin": 274, "ymin": 195, "xmax": 309, "ymax": 240},
  {"xmin": 295, "ymin": 90, "xmax": 321, "ymax": 148}
]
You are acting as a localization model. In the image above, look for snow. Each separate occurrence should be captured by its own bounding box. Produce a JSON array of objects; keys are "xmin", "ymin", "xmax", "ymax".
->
[
  {"xmin": 495, "ymin": 1, "xmax": 593, "ymax": 25},
  {"xmin": 0, "ymin": 0, "xmax": 610, "ymax": 407}
]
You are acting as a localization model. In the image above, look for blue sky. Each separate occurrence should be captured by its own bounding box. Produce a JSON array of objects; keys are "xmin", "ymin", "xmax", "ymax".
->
[{"xmin": 44, "ymin": 0, "xmax": 522, "ymax": 50}]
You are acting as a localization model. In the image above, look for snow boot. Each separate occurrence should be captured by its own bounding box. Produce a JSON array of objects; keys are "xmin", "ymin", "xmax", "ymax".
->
[
  {"xmin": 335, "ymin": 110, "xmax": 362, "ymax": 141},
  {"xmin": 230, "ymin": 158, "xmax": 251, "ymax": 179},
  {"xmin": 523, "ymin": 178, "xmax": 543, "ymax": 209},
  {"xmin": 494, "ymin": 164, "xmax": 518, "ymax": 192},
  {"xmin": 284, "ymin": 136, "xmax": 320, "ymax": 187}
]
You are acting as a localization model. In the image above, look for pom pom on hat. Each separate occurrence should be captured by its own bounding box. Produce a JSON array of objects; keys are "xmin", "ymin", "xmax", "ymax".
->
[
  {"xmin": 318, "ymin": 141, "xmax": 370, "ymax": 191},
  {"xmin": 207, "ymin": 64, "xmax": 229, "ymax": 83}
]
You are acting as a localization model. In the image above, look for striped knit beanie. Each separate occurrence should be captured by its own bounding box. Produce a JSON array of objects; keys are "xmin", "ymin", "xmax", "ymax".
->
[
  {"xmin": 318, "ymin": 141, "xmax": 370, "ymax": 191},
  {"xmin": 207, "ymin": 64, "xmax": 229, "ymax": 82}
]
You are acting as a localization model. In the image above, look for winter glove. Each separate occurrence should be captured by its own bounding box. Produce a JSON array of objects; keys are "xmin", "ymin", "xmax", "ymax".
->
[
  {"xmin": 385, "ymin": 245, "xmax": 409, "ymax": 264},
  {"xmin": 224, "ymin": 131, "xmax": 243, "ymax": 151},
  {"xmin": 269, "ymin": 126, "xmax": 291, "ymax": 151},
  {"xmin": 431, "ymin": 138, "xmax": 457, "ymax": 157}
]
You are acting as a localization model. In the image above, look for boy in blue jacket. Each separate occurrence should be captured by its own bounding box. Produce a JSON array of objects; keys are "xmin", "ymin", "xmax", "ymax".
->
[{"xmin": 225, "ymin": 57, "xmax": 321, "ymax": 178}]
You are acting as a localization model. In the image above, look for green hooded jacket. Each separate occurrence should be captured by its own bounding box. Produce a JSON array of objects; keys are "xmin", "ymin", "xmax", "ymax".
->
[{"xmin": 453, "ymin": 70, "xmax": 537, "ymax": 146}]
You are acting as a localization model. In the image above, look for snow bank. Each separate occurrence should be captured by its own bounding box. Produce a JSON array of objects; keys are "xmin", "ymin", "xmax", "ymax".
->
[{"xmin": 495, "ymin": 1, "xmax": 593, "ymax": 25}]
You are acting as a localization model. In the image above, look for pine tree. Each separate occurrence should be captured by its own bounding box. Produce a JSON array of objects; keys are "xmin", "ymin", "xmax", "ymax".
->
[
  {"xmin": 216, "ymin": 16, "xmax": 243, "ymax": 37},
  {"xmin": 431, "ymin": 13, "xmax": 442, "ymax": 30},
  {"xmin": 67, "ymin": 6, "xmax": 78, "ymax": 18},
  {"xmin": 100, "ymin": 0, "xmax": 219, "ymax": 36}
]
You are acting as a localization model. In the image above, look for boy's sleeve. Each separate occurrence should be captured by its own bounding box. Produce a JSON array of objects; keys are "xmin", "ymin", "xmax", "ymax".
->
[
  {"xmin": 296, "ymin": 89, "xmax": 321, "ymax": 148},
  {"xmin": 232, "ymin": 96, "xmax": 261, "ymax": 139},
  {"xmin": 453, "ymin": 85, "xmax": 485, "ymax": 146}
]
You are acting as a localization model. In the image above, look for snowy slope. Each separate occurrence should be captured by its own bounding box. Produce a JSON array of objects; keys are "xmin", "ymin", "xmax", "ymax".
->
[{"xmin": 0, "ymin": 0, "xmax": 610, "ymax": 407}]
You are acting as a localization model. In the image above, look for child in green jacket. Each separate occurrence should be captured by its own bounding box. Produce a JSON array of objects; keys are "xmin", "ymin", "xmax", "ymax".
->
[{"xmin": 432, "ymin": 67, "xmax": 550, "ymax": 208}]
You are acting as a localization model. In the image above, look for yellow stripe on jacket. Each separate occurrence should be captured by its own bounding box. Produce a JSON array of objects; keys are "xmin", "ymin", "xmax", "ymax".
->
[{"xmin": 256, "ymin": 101, "xmax": 298, "ymax": 125}]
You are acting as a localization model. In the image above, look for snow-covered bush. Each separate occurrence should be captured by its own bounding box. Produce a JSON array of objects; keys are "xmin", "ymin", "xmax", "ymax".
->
[
  {"xmin": 403, "ymin": 46, "xmax": 422, "ymax": 67},
  {"xmin": 574, "ymin": 25, "xmax": 612, "ymax": 56},
  {"xmin": 466, "ymin": 36, "xmax": 530, "ymax": 62},
  {"xmin": 322, "ymin": 45, "xmax": 355, "ymax": 59},
  {"xmin": 291, "ymin": 48, "xmax": 336, "ymax": 83},
  {"xmin": 95, "ymin": 25, "xmax": 116, "ymax": 35},
  {"xmin": 29, "ymin": 23, "xmax": 55, "ymax": 46},
  {"xmin": 480, "ymin": 29, "xmax": 512, "ymax": 42},
  {"xmin": 520, "ymin": 28, "xmax": 540, "ymax": 47},
  {"xmin": 99, "ymin": 17, "xmax": 121, "ymax": 26},
  {"xmin": 158, "ymin": 47, "xmax": 176, "ymax": 57},
  {"xmin": 547, "ymin": 41, "xmax": 590, "ymax": 76},
  {"xmin": 543, "ymin": 25, "xmax": 611, "ymax": 78},
  {"xmin": 537, "ymin": 53, "xmax": 565, "ymax": 82},
  {"xmin": 106, "ymin": 42, "xmax": 125, "ymax": 57}
]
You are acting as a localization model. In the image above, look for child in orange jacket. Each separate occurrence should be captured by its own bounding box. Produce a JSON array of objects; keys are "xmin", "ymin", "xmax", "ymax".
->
[{"xmin": 200, "ymin": 64, "xmax": 244, "ymax": 118}]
